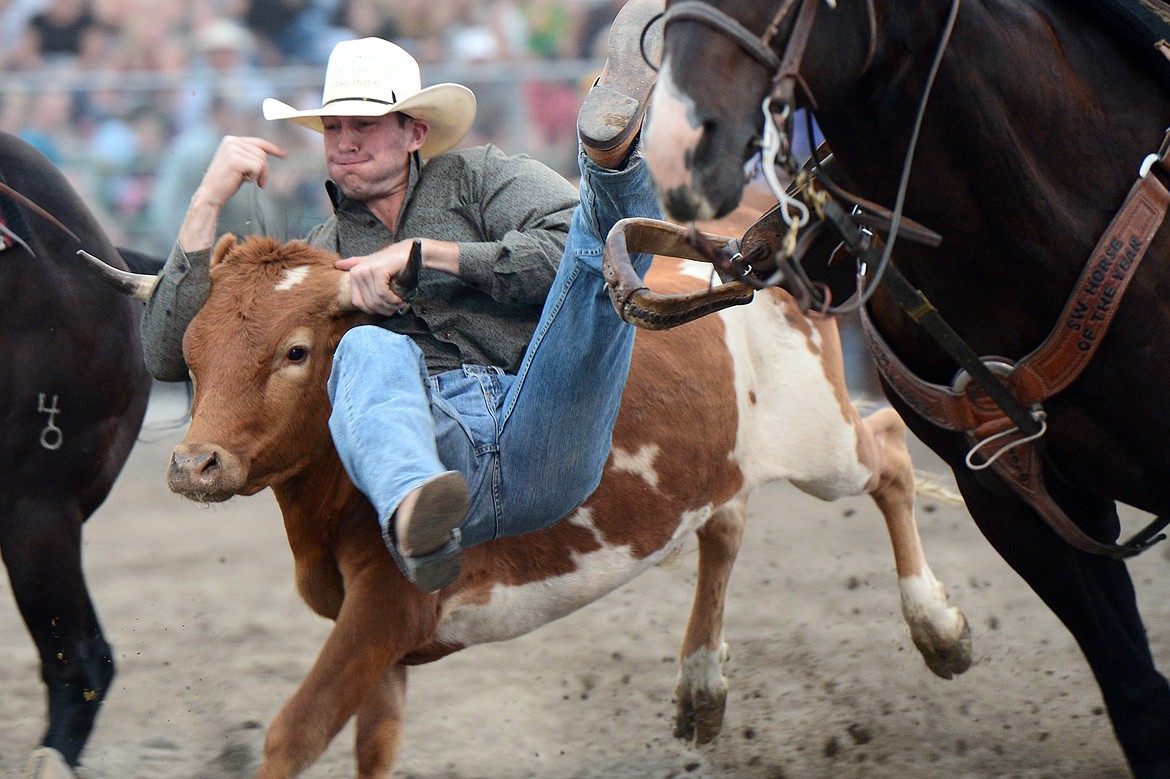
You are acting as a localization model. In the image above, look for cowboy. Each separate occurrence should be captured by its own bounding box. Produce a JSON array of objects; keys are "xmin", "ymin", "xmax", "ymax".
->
[{"xmin": 140, "ymin": 0, "xmax": 663, "ymax": 591}]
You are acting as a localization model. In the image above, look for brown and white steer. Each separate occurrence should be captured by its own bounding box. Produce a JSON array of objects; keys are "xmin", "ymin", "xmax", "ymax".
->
[{"xmin": 89, "ymin": 233, "xmax": 970, "ymax": 778}]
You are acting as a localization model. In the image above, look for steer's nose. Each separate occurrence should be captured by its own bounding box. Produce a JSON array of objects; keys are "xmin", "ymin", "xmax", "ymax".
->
[
  {"xmin": 168, "ymin": 442, "xmax": 242, "ymax": 501},
  {"xmin": 170, "ymin": 446, "xmax": 218, "ymax": 480}
]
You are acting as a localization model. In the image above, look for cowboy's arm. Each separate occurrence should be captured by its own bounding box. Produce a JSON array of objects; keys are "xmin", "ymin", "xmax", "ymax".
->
[
  {"xmin": 140, "ymin": 136, "xmax": 286, "ymax": 381},
  {"xmin": 336, "ymin": 237, "xmax": 460, "ymax": 316},
  {"xmin": 449, "ymin": 145, "xmax": 577, "ymax": 306},
  {"xmin": 336, "ymin": 148, "xmax": 575, "ymax": 315},
  {"xmin": 140, "ymin": 244, "xmax": 210, "ymax": 381}
]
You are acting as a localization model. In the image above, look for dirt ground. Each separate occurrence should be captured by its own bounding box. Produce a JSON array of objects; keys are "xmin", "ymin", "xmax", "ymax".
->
[{"xmin": 1, "ymin": 382, "xmax": 1167, "ymax": 779}]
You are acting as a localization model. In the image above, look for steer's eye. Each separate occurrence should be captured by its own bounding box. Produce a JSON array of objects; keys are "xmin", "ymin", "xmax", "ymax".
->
[{"xmin": 287, "ymin": 346, "xmax": 308, "ymax": 363}]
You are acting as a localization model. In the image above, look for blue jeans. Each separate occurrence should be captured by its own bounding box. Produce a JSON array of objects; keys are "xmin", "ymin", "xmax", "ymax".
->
[{"xmin": 327, "ymin": 148, "xmax": 661, "ymax": 551}]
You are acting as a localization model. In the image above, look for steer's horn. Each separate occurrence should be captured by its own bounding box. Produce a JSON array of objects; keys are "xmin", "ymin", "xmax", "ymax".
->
[
  {"xmin": 77, "ymin": 249, "xmax": 157, "ymax": 302},
  {"xmin": 336, "ymin": 239, "xmax": 421, "ymax": 314},
  {"xmin": 337, "ymin": 271, "xmax": 358, "ymax": 311},
  {"xmin": 390, "ymin": 238, "xmax": 421, "ymax": 304}
]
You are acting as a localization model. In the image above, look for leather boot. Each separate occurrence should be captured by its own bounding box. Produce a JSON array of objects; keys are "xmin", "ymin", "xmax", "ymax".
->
[{"xmin": 578, "ymin": 0, "xmax": 664, "ymax": 169}]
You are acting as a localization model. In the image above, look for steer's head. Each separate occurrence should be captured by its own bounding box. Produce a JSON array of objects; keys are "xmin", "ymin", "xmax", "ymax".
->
[{"xmin": 171, "ymin": 235, "xmax": 374, "ymax": 502}]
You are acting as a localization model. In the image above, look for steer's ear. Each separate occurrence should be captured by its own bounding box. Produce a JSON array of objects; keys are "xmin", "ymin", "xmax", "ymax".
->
[{"xmin": 211, "ymin": 233, "xmax": 238, "ymax": 268}]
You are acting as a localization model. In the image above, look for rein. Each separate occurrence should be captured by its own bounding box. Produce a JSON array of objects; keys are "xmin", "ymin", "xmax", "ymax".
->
[
  {"xmin": 661, "ymin": 1, "xmax": 784, "ymax": 72},
  {"xmin": 663, "ymin": 0, "xmax": 958, "ymax": 315}
]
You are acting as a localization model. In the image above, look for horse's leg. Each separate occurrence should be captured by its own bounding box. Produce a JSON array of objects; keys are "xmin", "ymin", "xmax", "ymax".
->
[
  {"xmin": 954, "ymin": 471, "xmax": 1170, "ymax": 779},
  {"xmin": 856, "ymin": 407, "xmax": 972, "ymax": 678},
  {"xmin": 673, "ymin": 495, "xmax": 747, "ymax": 745},
  {"xmin": 1, "ymin": 496, "xmax": 112, "ymax": 767},
  {"xmin": 353, "ymin": 664, "xmax": 408, "ymax": 779}
]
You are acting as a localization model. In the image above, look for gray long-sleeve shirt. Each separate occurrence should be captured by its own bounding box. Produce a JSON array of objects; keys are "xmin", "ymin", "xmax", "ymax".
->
[{"xmin": 141, "ymin": 143, "xmax": 578, "ymax": 382}]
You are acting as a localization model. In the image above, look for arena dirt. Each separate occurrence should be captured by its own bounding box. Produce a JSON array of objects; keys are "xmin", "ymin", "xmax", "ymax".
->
[{"xmin": 2, "ymin": 382, "xmax": 1165, "ymax": 778}]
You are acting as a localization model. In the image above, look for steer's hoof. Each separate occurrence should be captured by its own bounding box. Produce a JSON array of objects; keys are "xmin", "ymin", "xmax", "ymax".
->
[
  {"xmin": 673, "ymin": 643, "xmax": 731, "ymax": 745},
  {"xmin": 23, "ymin": 748, "xmax": 75, "ymax": 779},
  {"xmin": 674, "ymin": 684, "xmax": 728, "ymax": 745},
  {"xmin": 913, "ymin": 613, "xmax": 974, "ymax": 680}
]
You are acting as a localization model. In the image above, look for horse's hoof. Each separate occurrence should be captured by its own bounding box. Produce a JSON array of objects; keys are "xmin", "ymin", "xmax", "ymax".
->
[{"xmin": 23, "ymin": 748, "xmax": 75, "ymax": 779}]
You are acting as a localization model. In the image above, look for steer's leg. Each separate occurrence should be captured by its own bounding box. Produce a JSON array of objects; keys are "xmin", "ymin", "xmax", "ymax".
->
[
  {"xmin": 353, "ymin": 664, "xmax": 407, "ymax": 779},
  {"xmin": 858, "ymin": 406, "xmax": 972, "ymax": 679},
  {"xmin": 673, "ymin": 496, "xmax": 747, "ymax": 744},
  {"xmin": 258, "ymin": 550, "xmax": 432, "ymax": 779},
  {"xmin": 795, "ymin": 317, "xmax": 970, "ymax": 678}
]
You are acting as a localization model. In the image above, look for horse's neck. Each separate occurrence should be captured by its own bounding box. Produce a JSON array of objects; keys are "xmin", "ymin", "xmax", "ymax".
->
[{"xmin": 833, "ymin": 0, "xmax": 1168, "ymax": 257}]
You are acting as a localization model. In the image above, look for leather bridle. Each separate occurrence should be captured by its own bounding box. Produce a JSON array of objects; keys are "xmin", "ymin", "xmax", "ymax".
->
[{"xmin": 661, "ymin": 0, "xmax": 831, "ymax": 220}]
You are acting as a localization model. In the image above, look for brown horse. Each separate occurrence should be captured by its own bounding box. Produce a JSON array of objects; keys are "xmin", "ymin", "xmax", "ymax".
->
[
  {"xmin": 0, "ymin": 131, "xmax": 152, "ymax": 774},
  {"xmin": 640, "ymin": 0, "xmax": 1170, "ymax": 776}
]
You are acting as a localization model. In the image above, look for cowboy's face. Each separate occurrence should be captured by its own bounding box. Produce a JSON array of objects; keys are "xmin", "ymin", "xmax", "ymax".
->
[{"xmin": 322, "ymin": 113, "xmax": 428, "ymax": 202}]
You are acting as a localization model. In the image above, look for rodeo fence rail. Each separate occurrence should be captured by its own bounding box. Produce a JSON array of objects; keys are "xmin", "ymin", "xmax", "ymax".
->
[{"xmin": 0, "ymin": 58, "xmax": 600, "ymax": 255}]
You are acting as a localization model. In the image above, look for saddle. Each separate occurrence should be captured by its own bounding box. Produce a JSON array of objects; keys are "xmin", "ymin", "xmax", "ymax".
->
[{"xmin": 1069, "ymin": 0, "xmax": 1170, "ymax": 94}]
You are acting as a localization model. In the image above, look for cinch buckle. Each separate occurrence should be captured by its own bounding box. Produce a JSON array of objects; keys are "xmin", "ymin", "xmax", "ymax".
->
[
  {"xmin": 1139, "ymin": 127, "xmax": 1170, "ymax": 177},
  {"xmin": 950, "ymin": 358, "xmax": 1015, "ymax": 393}
]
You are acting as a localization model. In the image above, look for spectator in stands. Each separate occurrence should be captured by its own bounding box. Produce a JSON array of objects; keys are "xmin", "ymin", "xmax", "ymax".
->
[
  {"xmin": 26, "ymin": 0, "xmax": 98, "ymax": 62},
  {"xmin": 16, "ymin": 87, "xmax": 75, "ymax": 164},
  {"xmin": 518, "ymin": 0, "xmax": 578, "ymax": 60},
  {"xmin": 0, "ymin": 0, "xmax": 46, "ymax": 64},
  {"xmin": 576, "ymin": 0, "xmax": 623, "ymax": 59},
  {"xmin": 330, "ymin": 0, "xmax": 397, "ymax": 42},
  {"xmin": 174, "ymin": 17, "xmax": 271, "ymax": 132},
  {"xmin": 150, "ymin": 91, "xmax": 269, "ymax": 254},
  {"xmin": 380, "ymin": 0, "xmax": 451, "ymax": 62},
  {"xmin": 444, "ymin": 0, "xmax": 509, "ymax": 63},
  {"xmin": 244, "ymin": 0, "xmax": 350, "ymax": 65}
]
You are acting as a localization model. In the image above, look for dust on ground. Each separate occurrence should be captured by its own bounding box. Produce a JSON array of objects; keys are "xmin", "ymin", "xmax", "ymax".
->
[{"xmin": 2, "ymin": 383, "xmax": 1166, "ymax": 778}]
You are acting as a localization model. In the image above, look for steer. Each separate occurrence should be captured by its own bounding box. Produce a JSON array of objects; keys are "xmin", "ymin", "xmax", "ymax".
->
[{"xmin": 85, "ymin": 232, "xmax": 970, "ymax": 778}]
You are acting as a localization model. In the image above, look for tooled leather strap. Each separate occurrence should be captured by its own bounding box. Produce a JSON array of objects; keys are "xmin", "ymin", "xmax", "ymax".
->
[
  {"xmin": 866, "ymin": 157, "xmax": 1170, "ymax": 428},
  {"xmin": 963, "ymin": 423, "xmax": 1168, "ymax": 558},
  {"xmin": 1009, "ymin": 163, "xmax": 1170, "ymax": 402},
  {"xmin": 866, "ymin": 162, "xmax": 1170, "ymax": 425},
  {"xmin": 862, "ymin": 303, "xmax": 1167, "ymax": 558},
  {"xmin": 860, "ymin": 304, "xmax": 977, "ymax": 432}
]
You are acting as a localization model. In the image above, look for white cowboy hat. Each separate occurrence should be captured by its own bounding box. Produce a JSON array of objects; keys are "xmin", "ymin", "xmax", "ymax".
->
[{"xmin": 262, "ymin": 38, "xmax": 477, "ymax": 158}]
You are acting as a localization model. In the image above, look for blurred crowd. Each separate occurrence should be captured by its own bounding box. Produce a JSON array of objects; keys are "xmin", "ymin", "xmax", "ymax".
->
[{"xmin": 0, "ymin": 0, "xmax": 627, "ymax": 252}]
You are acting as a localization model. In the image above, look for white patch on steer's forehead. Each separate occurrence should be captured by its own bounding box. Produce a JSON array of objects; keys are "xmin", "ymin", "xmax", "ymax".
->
[
  {"xmin": 275, "ymin": 265, "xmax": 311, "ymax": 291},
  {"xmin": 610, "ymin": 444, "xmax": 661, "ymax": 489},
  {"xmin": 435, "ymin": 503, "xmax": 717, "ymax": 647}
]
